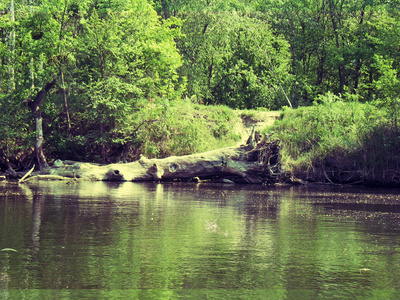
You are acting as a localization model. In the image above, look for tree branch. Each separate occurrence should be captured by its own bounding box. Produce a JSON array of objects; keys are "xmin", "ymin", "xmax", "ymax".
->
[{"xmin": 27, "ymin": 77, "xmax": 57, "ymax": 113}]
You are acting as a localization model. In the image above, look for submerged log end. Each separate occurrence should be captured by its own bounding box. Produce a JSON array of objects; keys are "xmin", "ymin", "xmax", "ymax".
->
[{"xmin": 105, "ymin": 169, "xmax": 124, "ymax": 181}]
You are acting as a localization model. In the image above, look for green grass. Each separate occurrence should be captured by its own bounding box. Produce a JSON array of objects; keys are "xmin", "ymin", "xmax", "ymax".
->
[
  {"xmin": 268, "ymin": 96, "xmax": 400, "ymax": 185},
  {"xmin": 133, "ymin": 98, "xmax": 242, "ymax": 159}
]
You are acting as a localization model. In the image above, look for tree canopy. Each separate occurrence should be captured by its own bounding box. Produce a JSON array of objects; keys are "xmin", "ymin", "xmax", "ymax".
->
[
  {"xmin": 0, "ymin": 0, "xmax": 400, "ymax": 170},
  {"xmin": 0, "ymin": 0, "xmax": 184, "ymax": 167}
]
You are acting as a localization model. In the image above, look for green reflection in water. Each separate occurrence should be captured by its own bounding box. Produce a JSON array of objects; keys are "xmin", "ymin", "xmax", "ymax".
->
[{"xmin": 1, "ymin": 182, "xmax": 400, "ymax": 299}]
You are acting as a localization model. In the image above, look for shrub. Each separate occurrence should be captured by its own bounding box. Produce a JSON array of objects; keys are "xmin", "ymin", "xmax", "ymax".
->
[
  {"xmin": 269, "ymin": 95, "xmax": 398, "ymax": 185},
  {"xmin": 137, "ymin": 99, "xmax": 241, "ymax": 159}
]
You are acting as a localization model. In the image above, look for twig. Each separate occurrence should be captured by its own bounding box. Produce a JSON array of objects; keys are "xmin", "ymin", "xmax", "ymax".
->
[{"xmin": 322, "ymin": 165, "xmax": 335, "ymax": 185}]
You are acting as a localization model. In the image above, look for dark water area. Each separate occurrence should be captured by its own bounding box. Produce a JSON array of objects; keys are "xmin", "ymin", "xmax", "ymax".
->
[{"xmin": 1, "ymin": 181, "xmax": 400, "ymax": 299}]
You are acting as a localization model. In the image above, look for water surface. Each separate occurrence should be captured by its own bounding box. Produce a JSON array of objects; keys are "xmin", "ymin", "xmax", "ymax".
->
[{"xmin": 1, "ymin": 181, "xmax": 400, "ymax": 299}]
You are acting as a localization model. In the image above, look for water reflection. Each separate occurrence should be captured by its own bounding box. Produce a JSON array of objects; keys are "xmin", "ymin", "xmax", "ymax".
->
[{"xmin": 1, "ymin": 182, "xmax": 400, "ymax": 298}]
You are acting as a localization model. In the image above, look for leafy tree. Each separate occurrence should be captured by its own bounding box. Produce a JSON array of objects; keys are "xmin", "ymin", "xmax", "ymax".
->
[
  {"xmin": 13, "ymin": 0, "xmax": 87, "ymax": 170},
  {"xmin": 73, "ymin": 0, "xmax": 183, "ymax": 162},
  {"xmin": 0, "ymin": 0, "xmax": 62, "ymax": 171},
  {"xmin": 372, "ymin": 55, "xmax": 400, "ymax": 133},
  {"xmin": 0, "ymin": 0, "xmax": 184, "ymax": 168},
  {"xmin": 257, "ymin": 0, "xmax": 391, "ymax": 104},
  {"xmin": 177, "ymin": 9, "xmax": 292, "ymax": 109}
]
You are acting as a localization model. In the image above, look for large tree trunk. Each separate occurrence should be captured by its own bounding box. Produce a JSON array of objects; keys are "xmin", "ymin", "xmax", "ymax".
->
[
  {"xmin": 27, "ymin": 78, "xmax": 57, "ymax": 171},
  {"xmin": 30, "ymin": 132, "xmax": 283, "ymax": 184},
  {"xmin": 34, "ymin": 111, "xmax": 49, "ymax": 170}
]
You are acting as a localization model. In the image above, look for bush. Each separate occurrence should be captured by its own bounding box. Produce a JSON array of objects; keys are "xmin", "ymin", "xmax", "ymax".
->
[
  {"xmin": 135, "ymin": 99, "xmax": 241, "ymax": 159},
  {"xmin": 269, "ymin": 94, "xmax": 399, "ymax": 185}
]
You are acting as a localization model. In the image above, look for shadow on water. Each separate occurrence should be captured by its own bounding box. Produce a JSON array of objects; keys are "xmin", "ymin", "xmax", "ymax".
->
[{"xmin": 314, "ymin": 202, "xmax": 400, "ymax": 213}]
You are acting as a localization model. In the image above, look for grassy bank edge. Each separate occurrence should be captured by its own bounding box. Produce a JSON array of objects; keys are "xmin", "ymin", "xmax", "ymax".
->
[
  {"xmin": 265, "ymin": 98, "xmax": 400, "ymax": 187},
  {"xmin": 3, "ymin": 97, "xmax": 400, "ymax": 188}
]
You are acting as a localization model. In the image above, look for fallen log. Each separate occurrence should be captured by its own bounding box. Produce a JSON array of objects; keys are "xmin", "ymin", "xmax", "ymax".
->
[{"xmin": 28, "ymin": 132, "xmax": 283, "ymax": 184}]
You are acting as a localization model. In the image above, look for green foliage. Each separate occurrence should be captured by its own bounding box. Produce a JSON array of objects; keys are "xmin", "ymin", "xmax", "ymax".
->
[
  {"xmin": 41, "ymin": 97, "xmax": 242, "ymax": 163},
  {"xmin": 270, "ymin": 96, "xmax": 398, "ymax": 184},
  {"xmin": 2, "ymin": 0, "xmax": 400, "ymax": 170},
  {"xmin": 0, "ymin": 93, "xmax": 33, "ymax": 168},
  {"xmin": 153, "ymin": 0, "xmax": 400, "ymax": 109},
  {"xmin": 153, "ymin": 0, "xmax": 255, "ymax": 18},
  {"xmin": 256, "ymin": 0, "xmax": 397, "ymax": 105},
  {"xmin": 123, "ymin": 99, "xmax": 241, "ymax": 160},
  {"xmin": 77, "ymin": 5, "xmax": 183, "ymax": 98},
  {"xmin": 0, "ymin": 0, "xmax": 187, "ymax": 167},
  {"xmin": 68, "ymin": 1, "xmax": 184, "ymax": 162},
  {"xmin": 372, "ymin": 54, "xmax": 400, "ymax": 131},
  {"xmin": 177, "ymin": 9, "xmax": 292, "ymax": 109}
]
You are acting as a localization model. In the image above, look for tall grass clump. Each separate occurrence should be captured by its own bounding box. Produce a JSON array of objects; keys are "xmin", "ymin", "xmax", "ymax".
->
[
  {"xmin": 131, "ymin": 98, "xmax": 242, "ymax": 159},
  {"xmin": 270, "ymin": 93, "xmax": 400, "ymax": 185}
]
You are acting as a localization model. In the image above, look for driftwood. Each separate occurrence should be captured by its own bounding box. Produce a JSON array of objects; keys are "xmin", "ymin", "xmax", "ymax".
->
[
  {"xmin": 24, "ymin": 131, "xmax": 282, "ymax": 184},
  {"xmin": 18, "ymin": 164, "xmax": 35, "ymax": 183}
]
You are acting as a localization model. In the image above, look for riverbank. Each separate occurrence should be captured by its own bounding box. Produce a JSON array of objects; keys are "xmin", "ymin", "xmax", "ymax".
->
[
  {"xmin": 2, "ymin": 99, "xmax": 399, "ymax": 187},
  {"xmin": 269, "ymin": 99, "xmax": 400, "ymax": 187},
  {"xmin": 0, "ymin": 102, "xmax": 280, "ymax": 176}
]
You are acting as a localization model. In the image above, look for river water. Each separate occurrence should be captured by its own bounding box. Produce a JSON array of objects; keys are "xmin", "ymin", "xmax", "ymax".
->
[{"xmin": 1, "ymin": 181, "xmax": 400, "ymax": 299}]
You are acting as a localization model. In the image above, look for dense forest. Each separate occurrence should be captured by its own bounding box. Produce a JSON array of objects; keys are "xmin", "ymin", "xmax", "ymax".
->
[{"xmin": 0, "ymin": 0, "xmax": 400, "ymax": 183}]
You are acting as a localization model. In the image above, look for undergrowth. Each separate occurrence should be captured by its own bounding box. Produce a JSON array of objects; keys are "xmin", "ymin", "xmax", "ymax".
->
[
  {"xmin": 1, "ymin": 95, "xmax": 244, "ymax": 169},
  {"xmin": 125, "ymin": 98, "xmax": 242, "ymax": 160},
  {"xmin": 268, "ymin": 94, "xmax": 400, "ymax": 185}
]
